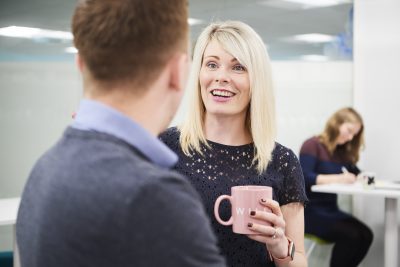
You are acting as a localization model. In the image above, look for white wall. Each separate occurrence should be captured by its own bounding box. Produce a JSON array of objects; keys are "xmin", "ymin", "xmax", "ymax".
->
[
  {"xmin": 0, "ymin": 62, "xmax": 81, "ymax": 251},
  {"xmin": 353, "ymin": 1, "xmax": 400, "ymax": 267},
  {"xmin": 272, "ymin": 61, "xmax": 353, "ymax": 154},
  {"xmin": 0, "ymin": 62, "xmax": 82, "ymax": 198}
]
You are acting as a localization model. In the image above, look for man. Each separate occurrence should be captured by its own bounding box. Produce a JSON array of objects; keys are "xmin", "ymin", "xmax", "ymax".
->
[{"xmin": 16, "ymin": 1, "xmax": 226, "ymax": 266}]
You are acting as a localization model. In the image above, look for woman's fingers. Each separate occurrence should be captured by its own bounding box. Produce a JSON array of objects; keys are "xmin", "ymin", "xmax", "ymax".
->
[
  {"xmin": 247, "ymin": 221, "xmax": 285, "ymax": 239},
  {"xmin": 260, "ymin": 198, "xmax": 283, "ymax": 217},
  {"xmin": 247, "ymin": 224, "xmax": 285, "ymax": 247},
  {"xmin": 247, "ymin": 222, "xmax": 276, "ymax": 236},
  {"xmin": 250, "ymin": 199, "xmax": 286, "ymax": 231},
  {"xmin": 250, "ymin": 209, "xmax": 285, "ymax": 227},
  {"xmin": 341, "ymin": 173, "xmax": 356, "ymax": 183},
  {"xmin": 246, "ymin": 198, "xmax": 288, "ymax": 249}
]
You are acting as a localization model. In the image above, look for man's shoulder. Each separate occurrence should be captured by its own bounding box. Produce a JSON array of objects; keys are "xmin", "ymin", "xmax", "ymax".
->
[
  {"xmin": 36, "ymin": 127, "xmax": 188, "ymax": 192},
  {"xmin": 129, "ymin": 157, "xmax": 190, "ymax": 191}
]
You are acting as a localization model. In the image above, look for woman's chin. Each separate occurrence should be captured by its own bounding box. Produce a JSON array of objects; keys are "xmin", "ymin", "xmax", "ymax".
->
[{"xmin": 337, "ymin": 139, "xmax": 349, "ymax": 145}]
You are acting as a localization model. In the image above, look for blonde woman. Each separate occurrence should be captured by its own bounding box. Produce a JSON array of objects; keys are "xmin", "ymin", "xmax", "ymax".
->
[
  {"xmin": 299, "ymin": 107, "xmax": 373, "ymax": 267},
  {"xmin": 160, "ymin": 21, "xmax": 308, "ymax": 267}
]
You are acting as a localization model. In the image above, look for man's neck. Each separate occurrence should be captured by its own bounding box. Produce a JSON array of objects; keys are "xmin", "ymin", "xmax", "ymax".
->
[{"xmin": 86, "ymin": 89, "xmax": 166, "ymax": 136}]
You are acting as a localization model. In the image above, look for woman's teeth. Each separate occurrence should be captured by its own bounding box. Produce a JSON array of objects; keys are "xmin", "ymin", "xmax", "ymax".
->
[{"xmin": 211, "ymin": 90, "xmax": 234, "ymax": 97}]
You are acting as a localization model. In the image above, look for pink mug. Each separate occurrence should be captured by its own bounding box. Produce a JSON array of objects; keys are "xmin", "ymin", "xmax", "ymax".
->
[{"xmin": 214, "ymin": 185, "xmax": 273, "ymax": 234}]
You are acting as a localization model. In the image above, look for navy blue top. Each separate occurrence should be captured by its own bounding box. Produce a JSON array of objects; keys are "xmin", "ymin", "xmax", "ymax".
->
[
  {"xmin": 160, "ymin": 127, "xmax": 308, "ymax": 267},
  {"xmin": 299, "ymin": 136, "xmax": 360, "ymax": 237}
]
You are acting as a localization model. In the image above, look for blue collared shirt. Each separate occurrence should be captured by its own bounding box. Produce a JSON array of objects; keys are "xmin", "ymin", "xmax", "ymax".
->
[{"xmin": 71, "ymin": 99, "xmax": 177, "ymax": 168}]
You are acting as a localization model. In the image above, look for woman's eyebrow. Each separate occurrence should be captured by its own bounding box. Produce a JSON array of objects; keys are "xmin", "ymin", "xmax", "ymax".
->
[
  {"xmin": 203, "ymin": 55, "xmax": 219, "ymax": 60},
  {"xmin": 203, "ymin": 55, "xmax": 239, "ymax": 62}
]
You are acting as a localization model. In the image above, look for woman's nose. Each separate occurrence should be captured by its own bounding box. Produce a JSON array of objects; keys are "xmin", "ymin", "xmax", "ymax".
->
[
  {"xmin": 348, "ymin": 134, "xmax": 354, "ymax": 141},
  {"xmin": 215, "ymin": 68, "xmax": 230, "ymax": 83}
]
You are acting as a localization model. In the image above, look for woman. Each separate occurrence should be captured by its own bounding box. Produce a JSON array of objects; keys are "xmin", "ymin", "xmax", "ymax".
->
[
  {"xmin": 299, "ymin": 107, "xmax": 373, "ymax": 267},
  {"xmin": 160, "ymin": 21, "xmax": 308, "ymax": 267}
]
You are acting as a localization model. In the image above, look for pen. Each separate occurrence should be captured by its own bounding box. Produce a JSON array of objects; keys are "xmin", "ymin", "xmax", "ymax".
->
[{"xmin": 341, "ymin": 167, "xmax": 349, "ymax": 174}]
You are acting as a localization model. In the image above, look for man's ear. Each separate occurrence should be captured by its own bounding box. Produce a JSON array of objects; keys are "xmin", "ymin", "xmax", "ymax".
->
[
  {"xmin": 75, "ymin": 53, "xmax": 84, "ymax": 73},
  {"xmin": 168, "ymin": 52, "xmax": 189, "ymax": 92}
]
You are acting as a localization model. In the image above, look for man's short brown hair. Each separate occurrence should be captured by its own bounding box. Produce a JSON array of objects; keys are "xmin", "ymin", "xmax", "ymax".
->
[{"xmin": 72, "ymin": 0, "xmax": 188, "ymax": 88}]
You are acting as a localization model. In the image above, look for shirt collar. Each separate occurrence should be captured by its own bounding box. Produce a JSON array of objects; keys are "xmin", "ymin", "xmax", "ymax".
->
[{"xmin": 71, "ymin": 99, "xmax": 177, "ymax": 168}]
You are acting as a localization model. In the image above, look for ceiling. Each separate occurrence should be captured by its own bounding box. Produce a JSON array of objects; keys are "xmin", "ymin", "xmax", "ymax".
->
[{"xmin": 0, "ymin": 0, "xmax": 353, "ymax": 61}]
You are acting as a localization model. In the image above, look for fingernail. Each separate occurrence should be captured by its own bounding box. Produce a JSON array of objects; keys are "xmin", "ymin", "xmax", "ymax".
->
[
  {"xmin": 250, "ymin": 211, "xmax": 256, "ymax": 216},
  {"xmin": 261, "ymin": 198, "xmax": 267, "ymax": 203},
  {"xmin": 247, "ymin": 222, "xmax": 253, "ymax": 227}
]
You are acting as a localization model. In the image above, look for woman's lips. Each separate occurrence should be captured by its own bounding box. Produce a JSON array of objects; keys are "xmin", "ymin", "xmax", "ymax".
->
[
  {"xmin": 211, "ymin": 89, "xmax": 235, "ymax": 97},
  {"xmin": 210, "ymin": 90, "xmax": 234, "ymax": 103}
]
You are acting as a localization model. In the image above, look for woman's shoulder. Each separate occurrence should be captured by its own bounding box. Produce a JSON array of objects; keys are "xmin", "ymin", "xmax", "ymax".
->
[
  {"xmin": 303, "ymin": 136, "xmax": 320, "ymax": 146},
  {"xmin": 271, "ymin": 142, "xmax": 299, "ymax": 166},
  {"xmin": 300, "ymin": 136, "xmax": 322, "ymax": 154},
  {"xmin": 159, "ymin": 126, "xmax": 180, "ymax": 139},
  {"xmin": 270, "ymin": 143, "xmax": 308, "ymax": 206},
  {"xmin": 270, "ymin": 143, "xmax": 308, "ymax": 204},
  {"xmin": 159, "ymin": 127, "xmax": 180, "ymax": 150},
  {"xmin": 273, "ymin": 142, "xmax": 296, "ymax": 157}
]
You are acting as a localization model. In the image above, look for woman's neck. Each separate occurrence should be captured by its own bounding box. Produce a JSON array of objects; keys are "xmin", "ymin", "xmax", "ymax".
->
[{"xmin": 204, "ymin": 113, "xmax": 252, "ymax": 146}]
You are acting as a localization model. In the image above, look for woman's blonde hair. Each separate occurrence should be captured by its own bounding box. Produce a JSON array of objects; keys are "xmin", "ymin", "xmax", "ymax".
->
[
  {"xmin": 319, "ymin": 107, "xmax": 365, "ymax": 163},
  {"xmin": 178, "ymin": 21, "xmax": 276, "ymax": 174}
]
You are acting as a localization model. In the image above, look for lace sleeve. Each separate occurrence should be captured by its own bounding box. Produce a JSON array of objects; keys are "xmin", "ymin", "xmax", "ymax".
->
[{"xmin": 276, "ymin": 145, "xmax": 308, "ymax": 206}]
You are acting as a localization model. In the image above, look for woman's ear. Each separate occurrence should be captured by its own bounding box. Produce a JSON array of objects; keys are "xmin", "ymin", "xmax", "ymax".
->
[{"xmin": 168, "ymin": 52, "xmax": 189, "ymax": 93}]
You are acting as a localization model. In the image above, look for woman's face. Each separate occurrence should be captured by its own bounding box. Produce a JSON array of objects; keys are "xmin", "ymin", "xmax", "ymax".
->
[
  {"xmin": 336, "ymin": 122, "xmax": 362, "ymax": 145},
  {"xmin": 199, "ymin": 40, "xmax": 250, "ymax": 119}
]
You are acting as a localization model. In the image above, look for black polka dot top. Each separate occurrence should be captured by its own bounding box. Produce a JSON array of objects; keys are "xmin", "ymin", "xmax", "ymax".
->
[{"xmin": 160, "ymin": 127, "xmax": 308, "ymax": 267}]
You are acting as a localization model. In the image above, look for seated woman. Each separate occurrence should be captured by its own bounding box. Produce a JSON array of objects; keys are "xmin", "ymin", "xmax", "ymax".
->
[{"xmin": 299, "ymin": 107, "xmax": 373, "ymax": 267}]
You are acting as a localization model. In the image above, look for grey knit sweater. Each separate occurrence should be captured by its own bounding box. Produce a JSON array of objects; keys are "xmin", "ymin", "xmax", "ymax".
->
[{"xmin": 17, "ymin": 127, "xmax": 226, "ymax": 267}]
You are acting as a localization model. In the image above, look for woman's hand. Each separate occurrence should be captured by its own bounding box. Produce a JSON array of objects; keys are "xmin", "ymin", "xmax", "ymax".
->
[
  {"xmin": 317, "ymin": 173, "xmax": 356, "ymax": 185},
  {"xmin": 246, "ymin": 198, "xmax": 290, "ymax": 259},
  {"xmin": 338, "ymin": 172, "xmax": 356, "ymax": 184}
]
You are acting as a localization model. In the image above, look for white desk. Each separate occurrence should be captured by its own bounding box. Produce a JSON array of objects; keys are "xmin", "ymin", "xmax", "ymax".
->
[
  {"xmin": 311, "ymin": 183, "xmax": 400, "ymax": 267},
  {"xmin": 0, "ymin": 198, "xmax": 20, "ymax": 267}
]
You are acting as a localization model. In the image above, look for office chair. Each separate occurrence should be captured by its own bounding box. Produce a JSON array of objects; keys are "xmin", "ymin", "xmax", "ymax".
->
[{"xmin": 305, "ymin": 233, "xmax": 332, "ymax": 258}]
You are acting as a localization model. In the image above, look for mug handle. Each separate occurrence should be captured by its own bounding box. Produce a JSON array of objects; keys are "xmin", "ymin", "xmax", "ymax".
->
[{"xmin": 214, "ymin": 195, "xmax": 234, "ymax": 226}]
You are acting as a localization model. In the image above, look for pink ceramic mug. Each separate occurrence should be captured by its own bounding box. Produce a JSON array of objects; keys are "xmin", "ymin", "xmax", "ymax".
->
[{"xmin": 214, "ymin": 185, "xmax": 273, "ymax": 234}]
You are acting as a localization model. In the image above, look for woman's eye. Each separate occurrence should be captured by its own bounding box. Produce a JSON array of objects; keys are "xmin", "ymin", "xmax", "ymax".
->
[
  {"xmin": 206, "ymin": 62, "xmax": 218, "ymax": 69},
  {"xmin": 233, "ymin": 64, "xmax": 246, "ymax": 71}
]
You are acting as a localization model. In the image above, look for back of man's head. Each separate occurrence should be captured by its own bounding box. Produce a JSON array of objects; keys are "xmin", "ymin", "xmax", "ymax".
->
[{"xmin": 72, "ymin": 0, "xmax": 188, "ymax": 91}]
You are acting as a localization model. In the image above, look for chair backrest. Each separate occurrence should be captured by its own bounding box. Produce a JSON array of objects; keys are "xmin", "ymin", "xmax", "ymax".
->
[{"xmin": 0, "ymin": 251, "xmax": 13, "ymax": 267}]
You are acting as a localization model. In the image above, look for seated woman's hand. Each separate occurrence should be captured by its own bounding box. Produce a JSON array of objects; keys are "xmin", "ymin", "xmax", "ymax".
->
[
  {"xmin": 246, "ymin": 198, "xmax": 290, "ymax": 259},
  {"xmin": 339, "ymin": 172, "xmax": 356, "ymax": 184}
]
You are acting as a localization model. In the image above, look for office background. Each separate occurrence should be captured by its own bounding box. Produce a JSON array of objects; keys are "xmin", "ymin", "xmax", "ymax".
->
[{"xmin": 1, "ymin": 0, "xmax": 399, "ymax": 266}]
